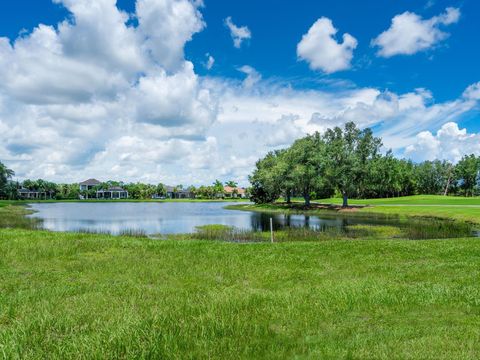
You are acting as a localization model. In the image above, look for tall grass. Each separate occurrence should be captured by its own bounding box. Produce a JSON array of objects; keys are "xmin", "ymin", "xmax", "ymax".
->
[
  {"xmin": 0, "ymin": 205, "xmax": 41, "ymax": 230},
  {"xmin": 189, "ymin": 220, "xmax": 474, "ymax": 242}
]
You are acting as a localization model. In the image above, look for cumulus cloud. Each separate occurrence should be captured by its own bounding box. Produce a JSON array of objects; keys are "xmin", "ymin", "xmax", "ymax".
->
[
  {"xmin": 0, "ymin": 0, "xmax": 217, "ymax": 183},
  {"xmin": 405, "ymin": 122, "xmax": 480, "ymax": 162},
  {"xmin": 237, "ymin": 65, "xmax": 262, "ymax": 88},
  {"xmin": 224, "ymin": 16, "xmax": 251, "ymax": 48},
  {"xmin": 136, "ymin": 0, "xmax": 205, "ymax": 71},
  {"xmin": 0, "ymin": 0, "xmax": 478, "ymax": 187},
  {"xmin": 297, "ymin": 17, "xmax": 357, "ymax": 73},
  {"xmin": 372, "ymin": 7, "xmax": 460, "ymax": 57}
]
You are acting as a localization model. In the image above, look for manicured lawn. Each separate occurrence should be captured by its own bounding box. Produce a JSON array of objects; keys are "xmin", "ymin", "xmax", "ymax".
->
[
  {"xmin": 321, "ymin": 195, "xmax": 480, "ymax": 206},
  {"xmin": 320, "ymin": 195, "xmax": 480, "ymax": 224},
  {"xmin": 1, "ymin": 229, "xmax": 480, "ymax": 359},
  {"xmin": 265, "ymin": 195, "xmax": 480, "ymax": 224}
]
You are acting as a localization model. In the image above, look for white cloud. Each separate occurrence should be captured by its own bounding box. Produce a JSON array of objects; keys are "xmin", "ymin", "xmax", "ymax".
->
[
  {"xmin": 297, "ymin": 17, "xmax": 357, "ymax": 73},
  {"xmin": 0, "ymin": 0, "xmax": 478, "ymax": 187},
  {"xmin": 237, "ymin": 65, "xmax": 262, "ymax": 88},
  {"xmin": 224, "ymin": 16, "xmax": 251, "ymax": 48},
  {"xmin": 205, "ymin": 53, "xmax": 215, "ymax": 70},
  {"xmin": 372, "ymin": 7, "xmax": 460, "ymax": 57},
  {"xmin": 136, "ymin": 0, "xmax": 205, "ymax": 72},
  {"xmin": 463, "ymin": 82, "xmax": 480, "ymax": 101},
  {"xmin": 405, "ymin": 122, "xmax": 480, "ymax": 162}
]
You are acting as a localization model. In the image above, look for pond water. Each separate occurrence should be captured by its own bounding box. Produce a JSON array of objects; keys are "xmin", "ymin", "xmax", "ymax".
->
[{"xmin": 27, "ymin": 201, "xmax": 476, "ymax": 238}]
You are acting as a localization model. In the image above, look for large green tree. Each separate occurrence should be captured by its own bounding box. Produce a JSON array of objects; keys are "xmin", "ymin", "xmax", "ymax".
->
[
  {"xmin": 249, "ymin": 151, "xmax": 284, "ymax": 203},
  {"xmin": 455, "ymin": 154, "xmax": 480, "ymax": 196},
  {"xmin": 322, "ymin": 122, "xmax": 382, "ymax": 207}
]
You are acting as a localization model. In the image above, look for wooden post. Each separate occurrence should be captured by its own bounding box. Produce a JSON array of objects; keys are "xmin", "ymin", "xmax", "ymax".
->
[{"xmin": 270, "ymin": 217, "xmax": 274, "ymax": 243}]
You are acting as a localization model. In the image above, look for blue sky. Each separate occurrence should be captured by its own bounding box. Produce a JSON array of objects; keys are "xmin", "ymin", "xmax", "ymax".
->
[{"xmin": 0, "ymin": 0, "xmax": 479, "ymax": 184}]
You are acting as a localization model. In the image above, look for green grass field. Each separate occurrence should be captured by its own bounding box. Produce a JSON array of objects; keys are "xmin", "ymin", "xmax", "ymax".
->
[
  {"xmin": 320, "ymin": 195, "xmax": 480, "ymax": 206},
  {"xmin": 266, "ymin": 195, "xmax": 480, "ymax": 224},
  {"xmin": 1, "ymin": 229, "xmax": 480, "ymax": 359},
  {"xmin": 1, "ymin": 195, "xmax": 480, "ymax": 358}
]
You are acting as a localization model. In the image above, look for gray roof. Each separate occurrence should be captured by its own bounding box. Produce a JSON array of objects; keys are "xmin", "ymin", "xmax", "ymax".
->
[
  {"xmin": 79, "ymin": 178, "xmax": 101, "ymax": 186},
  {"xmin": 108, "ymin": 186, "xmax": 126, "ymax": 191},
  {"xmin": 165, "ymin": 186, "xmax": 190, "ymax": 193}
]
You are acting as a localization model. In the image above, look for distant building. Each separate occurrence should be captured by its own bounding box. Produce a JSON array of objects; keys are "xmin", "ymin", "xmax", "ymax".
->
[
  {"xmin": 79, "ymin": 179, "xmax": 101, "ymax": 191},
  {"xmin": 223, "ymin": 186, "xmax": 247, "ymax": 198},
  {"xmin": 17, "ymin": 188, "xmax": 50, "ymax": 200},
  {"xmin": 165, "ymin": 186, "xmax": 195, "ymax": 199},
  {"xmin": 79, "ymin": 179, "xmax": 128, "ymax": 199},
  {"xmin": 96, "ymin": 186, "xmax": 129, "ymax": 199}
]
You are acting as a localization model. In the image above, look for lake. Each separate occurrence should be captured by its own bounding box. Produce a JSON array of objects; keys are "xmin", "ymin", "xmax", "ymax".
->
[
  {"xmin": 26, "ymin": 201, "xmax": 383, "ymax": 235},
  {"xmin": 26, "ymin": 201, "xmax": 477, "ymax": 238}
]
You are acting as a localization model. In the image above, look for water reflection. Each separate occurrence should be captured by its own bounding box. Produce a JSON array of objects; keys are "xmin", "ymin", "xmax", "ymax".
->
[{"xmin": 26, "ymin": 201, "xmax": 477, "ymax": 238}]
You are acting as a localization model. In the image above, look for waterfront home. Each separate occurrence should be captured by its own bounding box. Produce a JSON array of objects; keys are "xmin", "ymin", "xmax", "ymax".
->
[
  {"xmin": 165, "ymin": 186, "xmax": 195, "ymax": 199},
  {"xmin": 96, "ymin": 186, "xmax": 129, "ymax": 199},
  {"xmin": 223, "ymin": 186, "xmax": 247, "ymax": 198},
  {"xmin": 79, "ymin": 179, "xmax": 101, "ymax": 191},
  {"xmin": 17, "ymin": 188, "xmax": 50, "ymax": 200}
]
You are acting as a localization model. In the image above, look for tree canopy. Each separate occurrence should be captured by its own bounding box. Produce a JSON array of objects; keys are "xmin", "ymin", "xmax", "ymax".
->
[{"xmin": 249, "ymin": 122, "xmax": 480, "ymax": 206}]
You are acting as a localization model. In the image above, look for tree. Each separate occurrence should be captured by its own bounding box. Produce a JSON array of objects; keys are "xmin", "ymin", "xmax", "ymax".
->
[
  {"xmin": 156, "ymin": 183, "xmax": 166, "ymax": 197},
  {"xmin": 455, "ymin": 155, "xmax": 480, "ymax": 196},
  {"xmin": 225, "ymin": 181, "xmax": 238, "ymax": 188},
  {"xmin": 322, "ymin": 122, "xmax": 382, "ymax": 207},
  {"xmin": 249, "ymin": 151, "xmax": 284, "ymax": 203},
  {"xmin": 212, "ymin": 180, "xmax": 224, "ymax": 198},
  {"xmin": 0, "ymin": 162, "xmax": 15, "ymax": 199},
  {"xmin": 287, "ymin": 135, "xmax": 325, "ymax": 206}
]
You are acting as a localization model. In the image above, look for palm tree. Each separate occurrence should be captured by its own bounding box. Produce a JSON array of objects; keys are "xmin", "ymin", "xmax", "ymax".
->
[
  {"xmin": 0, "ymin": 161, "xmax": 15, "ymax": 199},
  {"xmin": 225, "ymin": 180, "xmax": 238, "ymax": 188},
  {"xmin": 0, "ymin": 162, "xmax": 14, "ymax": 182}
]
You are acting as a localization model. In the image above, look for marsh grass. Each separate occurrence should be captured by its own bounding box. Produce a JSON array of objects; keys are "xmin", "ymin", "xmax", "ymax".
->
[
  {"xmin": 190, "ymin": 217, "xmax": 477, "ymax": 242},
  {"xmin": 399, "ymin": 218, "xmax": 474, "ymax": 239},
  {"xmin": 0, "ymin": 205, "xmax": 41, "ymax": 230},
  {"xmin": 73, "ymin": 227, "xmax": 148, "ymax": 238}
]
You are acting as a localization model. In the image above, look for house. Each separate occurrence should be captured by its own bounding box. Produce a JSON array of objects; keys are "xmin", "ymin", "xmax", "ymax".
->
[
  {"xmin": 79, "ymin": 179, "xmax": 101, "ymax": 191},
  {"xmin": 165, "ymin": 186, "xmax": 195, "ymax": 199},
  {"xmin": 96, "ymin": 186, "xmax": 129, "ymax": 199},
  {"xmin": 17, "ymin": 188, "xmax": 49, "ymax": 200},
  {"xmin": 223, "ymin": 186, "xmax": 247, "ymax": 198}
]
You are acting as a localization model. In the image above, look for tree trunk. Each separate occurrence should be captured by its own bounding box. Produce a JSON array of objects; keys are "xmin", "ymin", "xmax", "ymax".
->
[
  {"xmin": 304, "ymin": 192, "xmax": 310, "ymax": 207},
  {"xmin": 444, "ymin": 167, "xmax": 453, "ymax": 196},
  {"xmin": 342, "ymin": 193, "xmax": 348, "ymax": 208},
  {"xmin": 285, "ymin": 190, "xmax": 291, "ymax": 204}
]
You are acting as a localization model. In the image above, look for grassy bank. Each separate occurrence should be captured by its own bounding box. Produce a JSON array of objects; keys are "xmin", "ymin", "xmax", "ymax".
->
[
  {"xmin": 0, "ymin": 229, "xmax": 479, "ymax": 359},
  {"xmin": 230, "ymin": 195, "xmax": 480, "ymax": 224}
]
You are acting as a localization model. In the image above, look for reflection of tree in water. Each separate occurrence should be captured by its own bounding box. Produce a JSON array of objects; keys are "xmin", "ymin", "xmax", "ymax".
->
[{"xmin": 250, "ymin": 213, "xmax": 289, "ymax": 231}]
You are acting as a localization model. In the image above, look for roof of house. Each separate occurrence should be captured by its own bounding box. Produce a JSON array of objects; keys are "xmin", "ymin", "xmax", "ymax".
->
[
  {"xmin": 97, "ymin": 186, "xmax": 126, "ymax": 192},
  {"xmin": 18, "ymin": 188, "xmax": 45, "ymax": 193},
  {"xmin": 165, "ymin": 186, "xmax": 190, "ymax": 193},
  {"xmin": 79, "ymin": 178, "xmax": 101, "ymax": 186},
  {"xmin": 224, "ymin": 186, "xmax": 246, "ymax": 194},
  {"xmin": 108, "ymin": 186, "xmax": 126, "ymax": 191}
]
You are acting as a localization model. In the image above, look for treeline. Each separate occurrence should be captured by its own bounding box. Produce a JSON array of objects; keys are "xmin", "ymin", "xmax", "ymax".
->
[
  {"xmin": 250, "ymin": 122, "xmax": 480, "ymax": 206},
  {"xmin": 0, "ymin": 164, "xmax": 245, "ymax": 200}
]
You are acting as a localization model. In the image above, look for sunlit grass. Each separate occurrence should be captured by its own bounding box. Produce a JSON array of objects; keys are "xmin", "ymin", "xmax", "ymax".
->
[{"xmin": 1, "ymin": 229, "xmax": 480, "ymax": 358}]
